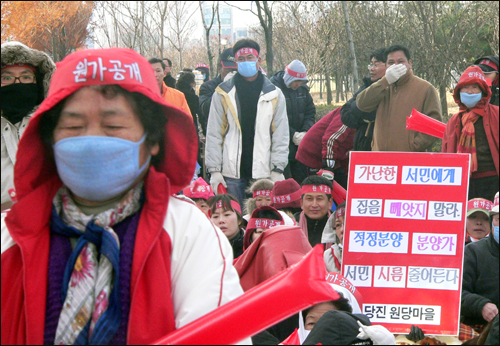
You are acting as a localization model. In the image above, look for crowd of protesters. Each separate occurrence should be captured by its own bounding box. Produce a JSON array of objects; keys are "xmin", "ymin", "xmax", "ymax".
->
[{"xmin": 1, "ymin": 37, "xmax": 498, "ymax": 345}]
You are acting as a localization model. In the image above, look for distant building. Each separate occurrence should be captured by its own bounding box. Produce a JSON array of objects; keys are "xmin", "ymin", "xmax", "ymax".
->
[
  {"xmin": 233, "ymin": 27, "xmax": 248, "ymax": 42},
  {"xmin": 202, "ymin": 2, "xmax": 234, "ymax": 42}
]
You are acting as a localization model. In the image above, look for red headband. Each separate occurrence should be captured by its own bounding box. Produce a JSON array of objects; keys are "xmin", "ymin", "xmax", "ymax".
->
[
  {"xmin": 1, "ymin": 63, "xmax": 36, "ymax": 72},
  {"xmin": 285, "ymin": 66, "xmax": 307, "ymax": 79},
  {"xmin": 478, "ymin": 59, "xmax": 498, "ymax": 71},
  {"xmin": 253, "ymin": 189, "xmax": 272, "ymax": 198},
  {"xmin": 272, "ymin": 189, "xmax": 303, "ymax": 204},
  {"xmin": 234, "ymin": 47, "xmax": 259, "ymax": 60},
  {"xmin": 247, "ymin": 218, "xmax": 283, "ymax": 230},
  {"xmin": 301, "ymin": 185, "xmax": 332, "ymax": 195},
  {"xmin": 467, "ymin": 199, "xmax": 492, "ymax": 211},
  {"xmin": 336, "ymin": 207, "xmax": 345, "ymax": 219},
  {"xmin": 215, "ymin": 200, "xmax": 242, "ymax": 214}
]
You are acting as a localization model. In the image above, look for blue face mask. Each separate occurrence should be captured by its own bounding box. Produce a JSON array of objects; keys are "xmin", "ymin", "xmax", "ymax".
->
[
  {"xmin": 460, "ymin": 92, "xmax": 482, "ymax": 109},
  {"xmin": 237, "ymin": 61, "xmax": 258, "ymax": 78},
  {"xmin": 54, "ymin": 134, "xmax": 150, "ymax": 202},
  {"xmin": 494, "ymin": 225, "xmax": 499, "ymax": 243}
]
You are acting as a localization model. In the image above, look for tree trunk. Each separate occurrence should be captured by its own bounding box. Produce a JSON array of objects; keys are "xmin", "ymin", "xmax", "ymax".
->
[
  {"xmin": 326, "ymin": 73, "xmax": 332, "ymax": 105},
  {"xmin": 342, "ymin": 1, "xmax": 359, "ymax": 91},
  {"xmin": 439, "ymin": 83, "xmax": 448, "ymax": 120},
  {"xmin": 335, "ymin": 71, "xmax": 340, "ymax": 103},
  {"xmin": 319, "ymin": 75, "xmax": 323, "ymax": 99}
]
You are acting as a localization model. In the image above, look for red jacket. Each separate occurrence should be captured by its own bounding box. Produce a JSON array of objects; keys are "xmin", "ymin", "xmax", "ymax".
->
[
  {"xmin": 296, "ymin": 107, "xmax": 355, "ymax": 172},
  {"xmin": 442, "ymin": 66, "xmax": 499, "ymax": 176},
  {"xmin": 1, "ymin": 48, "xmax": 245, "ymax": 345}
]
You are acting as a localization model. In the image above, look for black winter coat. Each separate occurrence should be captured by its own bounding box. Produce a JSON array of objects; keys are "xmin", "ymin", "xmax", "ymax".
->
[
  {"xmin": 163, "ymin": 74, "xmax": 176, "ymax": 89},
  {"xmin": 340, "ymin": 77, "xmax": 377, "ymax": 151},
  {"xmin": 270, "ymin": 71, "xmax": 315, "ymax": 160},
  {"xmin": 176, "ymin": 82, "xmax": 201, "ymax": 135},
  {"xmin": 198, "ymin": 75, "xmax": 223, "ymax": 136},
  {"xmin": 461, "ymin": 233, "xmax": 499, "ymax": 326}
]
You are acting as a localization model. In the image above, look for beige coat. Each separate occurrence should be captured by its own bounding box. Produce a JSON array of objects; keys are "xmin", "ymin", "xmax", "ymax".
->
[{"xmin": 356, "ymin": 70, "xmax": 442, "ymax": 152}]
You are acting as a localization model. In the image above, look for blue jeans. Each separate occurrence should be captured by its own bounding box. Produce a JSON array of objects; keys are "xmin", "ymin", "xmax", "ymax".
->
[{"xmin": 225, "ymin": 177, "xmax": 249, "ymax": 209}]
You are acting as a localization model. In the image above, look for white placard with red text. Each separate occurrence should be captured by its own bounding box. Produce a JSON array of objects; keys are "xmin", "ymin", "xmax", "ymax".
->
[{"xmin": 342, "ymin": 152, "xmax": 470, "ymax": 335}]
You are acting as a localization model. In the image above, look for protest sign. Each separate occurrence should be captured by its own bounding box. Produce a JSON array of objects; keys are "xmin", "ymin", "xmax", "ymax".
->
[{"xmin": 342, "ymin": 152, "xmax": 470, "ymax": 335}]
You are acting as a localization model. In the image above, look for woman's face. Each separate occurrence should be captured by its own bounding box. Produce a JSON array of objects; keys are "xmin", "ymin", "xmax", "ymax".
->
[
  {"xmin": 466, "ymin": 211, "xmax": 491, "ymax": 240},
  {"xmin": 195, "ymin": 199, "xmax": 210, "ymax": 216},
  {"xmin": 461, "ymin": 83, "xmax": 482, "ymax": 95},
  {"xmin": 255, "ymin": 195, "xmax": 272, "ymax": 208},
  {"xmin": 251, "ymin": 228, "xmax": 266, "ymax": 243},
  {"xmin": 53, "ymin": 87, "xmax": 159, "ymax": 203},
  {"xmin": 211, "ymin": 207, "xmax": 240, "ymax": 240},
  {"xmin": 335, "ymin": 215, "xmax": 345, "ymax": 244},
  {"xmin": 304, "ymin": 302, "xmax": 336, "ymax": 331}
]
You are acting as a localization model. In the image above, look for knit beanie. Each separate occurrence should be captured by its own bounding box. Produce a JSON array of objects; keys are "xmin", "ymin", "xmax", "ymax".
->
[
  {"xmin": 271, "ymin": 178, "xmax": 302, "ymax": 209},
  {"xmin": 284, "ymin": 60, "xmax": 308, "ymax": 88}
]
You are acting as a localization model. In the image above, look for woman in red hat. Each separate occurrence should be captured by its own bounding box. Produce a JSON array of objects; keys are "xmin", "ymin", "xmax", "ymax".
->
[
  {"xmin": 0, "ymin": 48, "xmax": 248, "ymax": 345},
  {"xmin": 442, "ymin": 66, "xmax": 499, "ymax": 201}
]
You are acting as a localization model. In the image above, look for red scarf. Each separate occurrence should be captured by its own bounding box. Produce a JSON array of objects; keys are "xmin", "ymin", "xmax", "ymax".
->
[{"xmin": 457, "ymin": 110, "xmax": 482, "ymax": 174}]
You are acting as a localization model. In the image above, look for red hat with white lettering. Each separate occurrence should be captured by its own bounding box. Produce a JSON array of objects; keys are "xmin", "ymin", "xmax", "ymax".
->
[
  {"xmin": 454, "ymin": 66, "xmax": 491, "ymax": 111},
  {"xmin": 492, "ymin": 192, "xmax": 499, "ymax": 214},
  {"xmin": 182, "ymin": 177, "xmax": 214, "ymax": 200},
  {"xmin": 14, "ymin": 48, "xmax": 197, "ymax": 200},
  {"xmin": 271, "ymin": 178, "xmax": 302, "ymax": 209},
  {"xmin": 466, "ymin": 198, "xmax": 493, "ymax": 218}
]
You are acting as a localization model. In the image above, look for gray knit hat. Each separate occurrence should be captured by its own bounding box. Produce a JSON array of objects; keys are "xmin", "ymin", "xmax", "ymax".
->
[{"xmin": 284, "ymin": 60, "xmax": 308, "ymax": 88}]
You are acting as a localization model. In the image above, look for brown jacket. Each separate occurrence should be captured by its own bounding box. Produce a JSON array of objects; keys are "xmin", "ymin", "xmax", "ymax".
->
[{"xmin": 356, "ymin": 70, "xmax": 442, "ymax": 151}]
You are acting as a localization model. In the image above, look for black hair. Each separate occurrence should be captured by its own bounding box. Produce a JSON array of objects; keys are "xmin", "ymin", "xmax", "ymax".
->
[
  {"xmin": 208, "ymin": 194, "xmax": 243, "ymax": 224},
  {"xmin": 385, "ymin": 44, "xmax": 411, "ymax": 62},
  {"xmin": 39, "ymin": 85, "xmax": 167, "ymax": 167},
  {"xmin": 370, "ymin": 48, "xmax": 387, "ymax": 64},
  {"xmin": 233, "ymin": 39, "xmax": 260, "ymax": 56},
  {"xmin": 301, "ymin": 175, "xmax": 333, "ymax": 200},
  {"xmin": 255, "ymin": 208, "xmax": 282, "ymax": 221},
  {"xmin": 162, "ymin": 58, "xmax": 172, "ymax": 67},
  {"xmin": 148, "ymin": 58, "xmax": 166, "ymax": 71},
  {"xmin": 302, "ymin": 292, "xmax": 353, "ymax": 324},
  {"xmin": 176, "ymin": 71, "xmax": 195, "ymax": 89}
]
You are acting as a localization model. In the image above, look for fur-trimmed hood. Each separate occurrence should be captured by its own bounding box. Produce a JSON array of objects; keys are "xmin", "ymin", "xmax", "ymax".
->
[
  {"xmin": 244, "ymin": 178, "xmax": 274, "ymax": 215},
  {"xmin": 1, "ymin": 41, "xmax": 56, "ymax": 99}
]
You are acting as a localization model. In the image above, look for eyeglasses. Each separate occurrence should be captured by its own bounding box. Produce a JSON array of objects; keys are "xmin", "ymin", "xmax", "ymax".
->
[
  {"xmin": 368, "ymin": 63, "xmax": 384, "ymax": 70},
  {"xmin": 1, "ymin": 74, "xmax": 36, "ymax": 85}
]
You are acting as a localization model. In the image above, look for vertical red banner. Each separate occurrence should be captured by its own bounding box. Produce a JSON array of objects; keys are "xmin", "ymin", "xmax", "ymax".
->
[{"xmin": 343, "ymin": 152, "xmax": 470, "ymax": 335}]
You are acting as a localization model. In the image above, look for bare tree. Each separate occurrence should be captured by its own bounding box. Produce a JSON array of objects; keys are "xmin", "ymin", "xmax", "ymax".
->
[
  {"xmin": 341, "ymin": 1, "xmax": 359, "ymax": 91},
  {"xmin": 224, "ymin": 1, "xmax": 276, "ymax": 75},
  {"xmin": 199, "ymin": 1, "xmax": 218, "ymax": 78}
]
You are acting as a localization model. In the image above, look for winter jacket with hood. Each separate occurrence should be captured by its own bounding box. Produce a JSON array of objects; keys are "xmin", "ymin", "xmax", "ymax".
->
[
  {"xmin": 442, "ymin": 66, "xmax": 499, "ymax": 177},
  {"xmin": 1, "ymin": 41, "xmax": 56, "ymax": 207},
  {"xmin": 199, "ymin": 75, "xmax": 223, "ymax": 135},
  {"xmin": 205, "ymin": 73, "xmax": 289, "ymax": 180},
  {"xmin": 356, "ymin": 69, "xmax": 442, "ymax": 152},
  {"xmin": 270, "ymin": 70, "xmax": 315, "ymax": 160},
  {"xmin": 0, "ymin": 48, "xmax": 248, "ymax": 345}
]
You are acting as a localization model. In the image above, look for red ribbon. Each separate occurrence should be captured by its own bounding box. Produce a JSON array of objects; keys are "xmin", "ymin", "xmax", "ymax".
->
[
  {"xmin": 234, "ymin": 47, "xmax": 259, "ymax": 60},
  {"xmin": 301, "ymin": 185, "xmax": 332, "ymax": 195},
  {"xmin": 286, "ymin": 66, "xmax": 307, "ymax": 79},
  {"xmin": 253, "ymin": 189, "xmax": 272, "ymax": 198}
]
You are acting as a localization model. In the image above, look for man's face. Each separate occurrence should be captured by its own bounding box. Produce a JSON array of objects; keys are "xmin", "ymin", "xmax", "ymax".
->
[
  {"xmin": 386, "ymin": 51, "xmax": 412, "ymax": 73},
  {"xmin": 368, "ymin": 57, "xmax": 387, "ymax": 82},
  {"xmin": 235, "ymin": 52, "xmax": 261, "ymax": 77},
  {"xmin": 302, "ymin": 193, "xmax": 332, "ymax": 220},
  {"xmin": 304, "ymin": 302, "xmax": 336, "ymax": 331},
  {"xmin": 151, "ymin": 62, "xmax": 166, "ymax": 88},
  {"xmin": 1, "ymin": 65, "xmax": 36, "ymax": 87},
  {"xmin": 493, "ymin": 214, "xmax": 499, "ymax": 227},
  {"xmin": 162, "ymin": 60, "xmax": 172, "ymax": 74},
  {"xmin": 466, "ymin": 211, "xmax": 491, "ymax": 240},
  {"xmin": 289, "ymin": 80, "xmax": 304, "ymax": 90}
]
